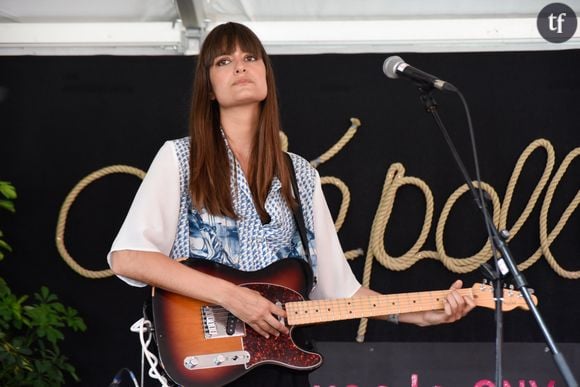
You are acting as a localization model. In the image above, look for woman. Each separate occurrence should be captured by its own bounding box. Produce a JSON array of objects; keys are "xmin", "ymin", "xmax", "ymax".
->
[{"xmin": 109, "ymin": 22, "xmax": 475, "ymax": 387}]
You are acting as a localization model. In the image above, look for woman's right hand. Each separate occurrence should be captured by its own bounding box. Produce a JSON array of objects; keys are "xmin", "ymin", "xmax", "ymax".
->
[{"xmin": 221, "ymin": 285, "xmax": 289, "ymax": 339}]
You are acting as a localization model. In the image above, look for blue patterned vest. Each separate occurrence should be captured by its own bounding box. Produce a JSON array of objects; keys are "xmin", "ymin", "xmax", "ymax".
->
[{"xmin": 168, "ymin": 137, "xmax": 318, "ymax": 277}]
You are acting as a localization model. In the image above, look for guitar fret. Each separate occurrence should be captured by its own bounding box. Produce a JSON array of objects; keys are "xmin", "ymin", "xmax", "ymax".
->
[
  {"xmin": 285, "ymin": 286, "xmax": 534, "ymax": 326},
  {"xmin": 286, "ymin": 289, "xmax": 466, "ymax": 325}
]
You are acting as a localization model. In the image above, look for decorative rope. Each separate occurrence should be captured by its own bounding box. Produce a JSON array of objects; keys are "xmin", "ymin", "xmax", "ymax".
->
[
  {"xmin": 499, "ymin": 139, "xmax": 555, "ymax": 242},
  {"xmin": 320, "ymin": 176, "xmax": 350, "ymax": 232},
  {"xmin": 56, "ymin": 135, "xmax": 577, "ymax": 307},
  {"xmin": 311, "ymin": 119, "xmax": 363, "ymax": 258},
  {"xmin": 344, "ymin": 248, "xmax": 365, "ymax": 261},
  {"xmin": 310, "ymin": 118, "xmax": 363, "ymax": 257},
  {"xmin": 357, "ymin": 139, "xmax": 579, "ymax": 342},
  {"xmin": 320, "ymin": 175, "xmax": 364, "ymax": 262},
  {"xmin": 56, "ymin": 165, "xmax": 146, "ymax": 279},
  {"xmin": 539, "ymin": 146, "xmax": 580, "ymax": 278},
  {"xmin": 434, "ymin": 181, "xmax": 501, "ymax": 272},
  {"xmin": 368, "ymin": 163, "xmax": 435, "ymax": 271},
  {"xmin": 280, "ymin": 117, "xmax": 361, "ymax": 166},
  {"xmin": 311, "ymin": 118, "xmax": 360, "ymax": 168},
  {"xmin": 279, "ymin": 131, "xmax": 289, "ymax": 152},
  {"xmin": 503, "ymin": 139, "xmax": 555, "ymax": 271},
  {"xmin": 356, "ymin": 162, "xmax": 434, "ymax": 342},
  {"xmin": 283, "ymin": 118, "xmax": 365, "ymax": 260}
]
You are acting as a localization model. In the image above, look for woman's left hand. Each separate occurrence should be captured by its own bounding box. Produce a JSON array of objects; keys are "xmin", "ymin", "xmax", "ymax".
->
[{"xmin": 421, "ymin": 279, "xmax": 476, "ymax": 326}]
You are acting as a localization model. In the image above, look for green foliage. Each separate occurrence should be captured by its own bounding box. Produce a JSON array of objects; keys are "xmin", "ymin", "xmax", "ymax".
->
[
  {"xmin": 0, "ymin": 280, "xmax": 87, "ymax": 386},
  {"xmin": 0, "ymin": 181, "xmax": 87, "ymax": 386},
  {"xmin": 0, "ymin": 181, "xmax": 16, "ymax": 261},
  {"xmin": 0, "ymin": 181, "xmax": 16, "ymax": 212}
]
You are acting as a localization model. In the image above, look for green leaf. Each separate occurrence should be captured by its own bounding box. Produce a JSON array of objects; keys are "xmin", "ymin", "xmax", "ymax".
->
[
  {"xmin": 62, "ymin": 307, "xmax": 87, "ymax": 331},
  {"xmin": 45, "ymin": 326, "xmax": 64, "ymax": 345},
  {"xmin": 52, "ymin": 303, "xmax": 65, "ymax": 313},
  {"xmin": 0, "ymin": 181, "xmax": 17, "ymax": 199},
  {"xmin": 38, "ymin": 287, "xmax": 50, "ymax": 300},
  {"xmin": 61, "ymin": 362, "xmax": 81, "ymax": 382},
  {"xmin": 34, "ymin": 287, "xmax": 58, "ymax": 304},
  {"xmin": 0, "ymin": 239, "xmax": 12, "ymax": 252},
  {"xmin": 0, "ymin": 200, "xmax": 15, "ymax": 213},
  {"xmin": 34, "ymin": 358, "xmax": 51, "ymax": 374}
]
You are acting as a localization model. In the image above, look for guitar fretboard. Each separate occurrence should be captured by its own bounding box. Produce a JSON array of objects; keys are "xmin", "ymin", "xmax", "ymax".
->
[{"xmin": 285, "ymin": 288, "xmax": 474, "ymax": 326}]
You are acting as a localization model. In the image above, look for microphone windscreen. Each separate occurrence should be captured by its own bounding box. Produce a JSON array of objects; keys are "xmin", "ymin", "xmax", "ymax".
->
[{"xmin": 383, "ymin": 56, "xmax": 404, "ymax": 79}]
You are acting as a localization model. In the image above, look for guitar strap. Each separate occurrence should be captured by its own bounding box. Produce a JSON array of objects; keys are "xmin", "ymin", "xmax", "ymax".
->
[{"xmin": 284, "ymin": 153, "xmax": 317, "ymax": 285}]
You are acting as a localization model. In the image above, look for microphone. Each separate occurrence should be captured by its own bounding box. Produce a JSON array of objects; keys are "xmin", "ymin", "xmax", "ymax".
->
[{"xmin": 383, "ymin": 56, "xmax": 457, "ymax": 92}]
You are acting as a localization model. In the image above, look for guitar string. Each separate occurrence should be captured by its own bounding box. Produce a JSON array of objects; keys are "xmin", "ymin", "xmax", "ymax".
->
[
  {"xmin": 200, "ymin": 288, "xmax": 494, "ymax": 320},
  {"xmin": 201, "ymin": 286, "xmax": 525, "ymax": 324},
  {"xmin": 201, "ymin": 288, "xmax": 498, "ymax": 317},
  {"xmin": 287, "ymin": 290, "xmax": 468, "ymax": 322},
  {"xmin": 287, "ymin": 289, "xmax": 527, "ymax": 324}
]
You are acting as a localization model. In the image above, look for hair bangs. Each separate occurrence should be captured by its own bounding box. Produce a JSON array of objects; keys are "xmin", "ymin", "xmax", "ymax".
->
[{"xmin": 202, "ymin": 23, "xmax": 264, "ymax": 68}]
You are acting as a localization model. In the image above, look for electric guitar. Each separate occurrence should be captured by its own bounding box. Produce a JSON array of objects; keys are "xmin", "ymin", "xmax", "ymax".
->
[{"xmin": 151, "ymin": 258, "xmax": 537, "ymax": 387}]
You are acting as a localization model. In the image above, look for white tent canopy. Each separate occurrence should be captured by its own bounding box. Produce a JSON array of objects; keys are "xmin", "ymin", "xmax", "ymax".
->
[{"xmin": 0, "ymin": 0, "xmax": 578, "ymax": 55}]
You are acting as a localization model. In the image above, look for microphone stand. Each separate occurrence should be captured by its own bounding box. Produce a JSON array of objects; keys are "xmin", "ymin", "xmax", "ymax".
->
[{"xmin": 415, "ymin": 84, "xmax": 578, "ymax": 387}]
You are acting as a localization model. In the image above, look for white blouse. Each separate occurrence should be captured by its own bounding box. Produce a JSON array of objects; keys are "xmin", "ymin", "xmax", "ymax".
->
[{"xmin": 108, "ymin": 141, "xmax": 361, "ymax": 300}]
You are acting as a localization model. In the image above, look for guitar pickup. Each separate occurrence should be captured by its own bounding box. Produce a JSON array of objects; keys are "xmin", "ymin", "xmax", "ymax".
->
[
  {"xmin": 226, "ymin": 313, "xmax": 237, "ymax": 335},
  {"xmin": 202, "ymin": 305, "xmax": 245, "ymax": 339}
]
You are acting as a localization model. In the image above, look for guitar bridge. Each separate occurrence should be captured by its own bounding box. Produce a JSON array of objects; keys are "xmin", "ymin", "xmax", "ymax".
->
[{"xmin": 202, "ymin": 305, "xmax": 245, "ymax": 339}]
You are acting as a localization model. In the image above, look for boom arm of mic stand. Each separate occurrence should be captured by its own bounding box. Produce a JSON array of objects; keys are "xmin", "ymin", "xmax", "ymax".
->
[{"xmin": 416, "ymin": 86, "xmax": 578, "ymax": 387}]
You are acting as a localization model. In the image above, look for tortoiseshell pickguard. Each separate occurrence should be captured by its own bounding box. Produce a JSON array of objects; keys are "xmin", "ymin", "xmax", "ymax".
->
[{"xmin": 240, "ymin": 283, "xmax": 322, "ymax": 369}]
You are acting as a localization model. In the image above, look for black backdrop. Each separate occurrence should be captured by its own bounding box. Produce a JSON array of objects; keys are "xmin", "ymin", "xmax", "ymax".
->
[{"xmin": 0, "ymin": 49, "xmax": 578, "ymax": 386}]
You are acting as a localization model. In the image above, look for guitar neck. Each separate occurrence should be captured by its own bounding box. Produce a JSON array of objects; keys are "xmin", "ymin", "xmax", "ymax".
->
[{"xmin": 286, "ymin": 288, "xmax": 473, "ymax": 326}]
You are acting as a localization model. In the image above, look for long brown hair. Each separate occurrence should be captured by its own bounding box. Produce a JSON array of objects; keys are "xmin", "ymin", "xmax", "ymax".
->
[{"xmin": 188, "ymin": 22, "xmax": 295, "ymax": 221}]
